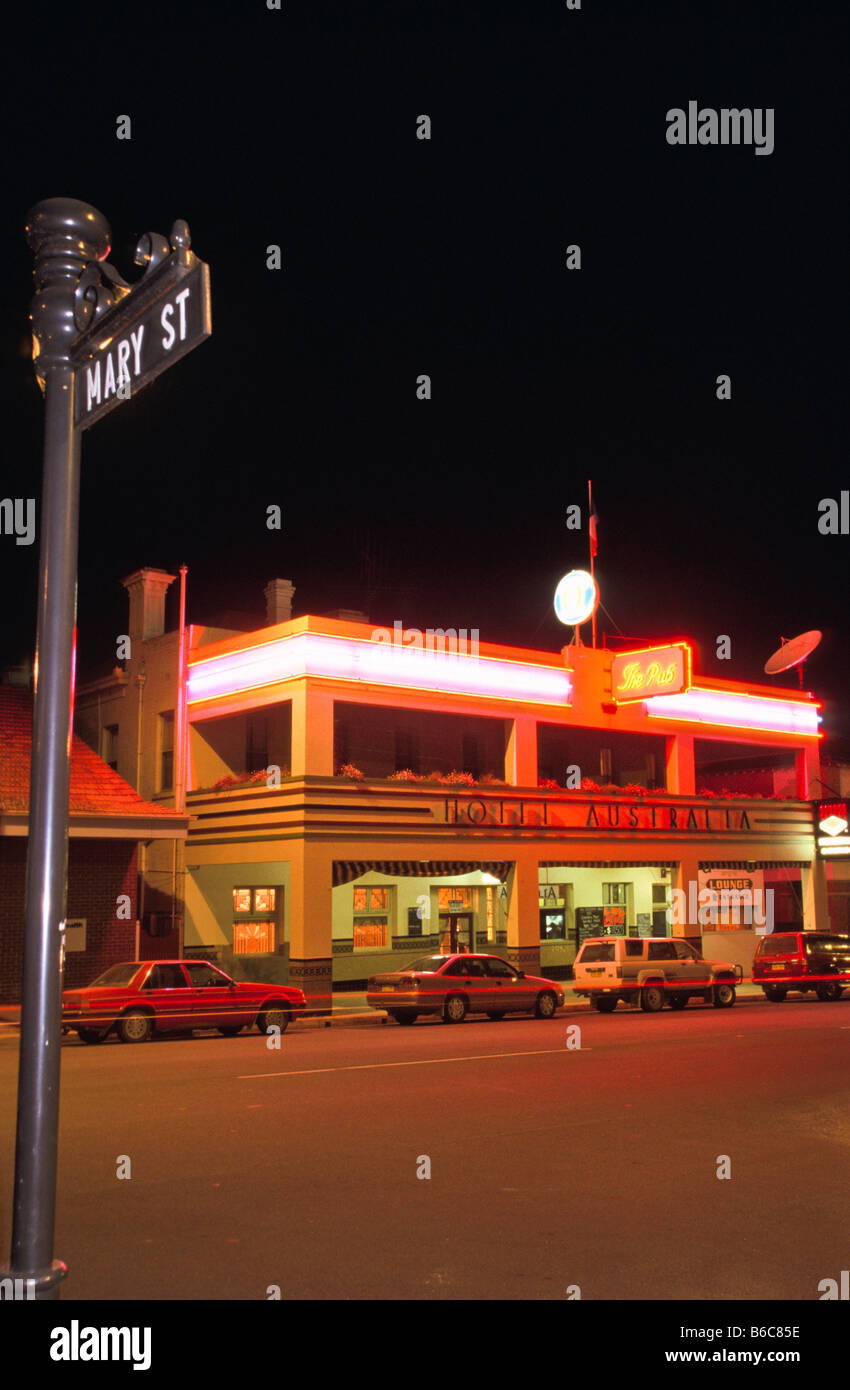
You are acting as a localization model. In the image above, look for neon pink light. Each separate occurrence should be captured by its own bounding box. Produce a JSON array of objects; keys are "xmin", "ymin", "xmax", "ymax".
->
[
  {"xmin": 645, "ymin": 688, "xmax": 820, "ymax": 737},
  {"xmin": 188, "ymin": 632, "xmax": 572, "ymax": 706}
]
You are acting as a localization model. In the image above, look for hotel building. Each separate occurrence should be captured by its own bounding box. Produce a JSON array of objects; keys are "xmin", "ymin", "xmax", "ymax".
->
[{"xmin": 74, "ymin": 569, "xmax": 845, "ymax": 1008}]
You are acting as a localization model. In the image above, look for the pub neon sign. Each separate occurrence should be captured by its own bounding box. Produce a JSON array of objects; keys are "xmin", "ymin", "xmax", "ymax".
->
[{"xmin": 612, "ymin": 643, "xmax": 692, "ymax": 703}]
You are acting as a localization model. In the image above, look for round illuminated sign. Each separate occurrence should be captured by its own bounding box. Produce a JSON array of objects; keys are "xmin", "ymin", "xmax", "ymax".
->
[{"xmin": 554, "ymin": 570, "xmax": 598, "ymax": 626}]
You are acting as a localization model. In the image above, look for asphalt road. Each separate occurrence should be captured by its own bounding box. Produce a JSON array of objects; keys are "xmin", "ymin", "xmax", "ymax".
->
[{"xmin": 1, "ymin": 998, "xmax": 849, "ymax": 1301}]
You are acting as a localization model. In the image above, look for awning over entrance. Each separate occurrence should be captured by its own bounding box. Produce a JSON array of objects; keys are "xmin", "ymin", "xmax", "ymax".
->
[{"xmin": 332, "ymin": 860, "xmax": 511, "ymax": 886}]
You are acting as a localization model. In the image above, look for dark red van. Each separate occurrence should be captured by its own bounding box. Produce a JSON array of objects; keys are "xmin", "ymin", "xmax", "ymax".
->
[{"xmin": 751, "ymin": 931, "xmax": 850, "ymax": 1001}]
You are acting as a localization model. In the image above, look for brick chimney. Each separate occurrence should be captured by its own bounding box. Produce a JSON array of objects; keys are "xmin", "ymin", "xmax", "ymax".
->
[
  {"xmin": 122, "ymin": 568, "xmax": 176, "ymax": 642},
  {"xmin": 264, "ymin": 578, "xmax": 295, "ymax": 625}
]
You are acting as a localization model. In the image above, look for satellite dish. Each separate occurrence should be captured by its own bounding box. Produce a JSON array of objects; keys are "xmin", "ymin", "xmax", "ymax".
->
[{"xmin": 764, "ymin": 630, "xmax": 822, "ymax": 676}]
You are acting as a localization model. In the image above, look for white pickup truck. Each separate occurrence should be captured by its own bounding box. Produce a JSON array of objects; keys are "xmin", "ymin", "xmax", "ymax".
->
[{"xmin": 572, "ymin": 935, "xmax": 743, "ymax": 1012}]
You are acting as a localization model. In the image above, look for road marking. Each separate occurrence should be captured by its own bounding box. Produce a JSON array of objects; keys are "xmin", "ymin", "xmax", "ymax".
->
[{"xmin": 238, "ymin": 1047, "xmax": 590, "ymax": 1080}]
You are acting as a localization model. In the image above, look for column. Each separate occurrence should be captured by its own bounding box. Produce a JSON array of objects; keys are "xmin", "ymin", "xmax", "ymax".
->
[
  {"xmin": 801, "ymin": 859, "xmax": 830, "ymax": 933},
  {"xmin": 665, "ymin": 735, "xmax": 695, "ymax": 795},
  {"xmin": 672, "ymin": 851, "xmax": 701, "ymax": 938},
  {"xmin": 504, "ymin": 856, "xmax": 541, "ymax": 974},
  {"xmin": 289, "ymin": 680, "xmax": 335, "ymax": 777},
  {"xmin": 287, "ymin": 841, "xmax": 334, "ymax": 1012},
  {"xmin": 505, "ymin": 715, "xmax": 538, "ymax": 787},
  {"xmin": 795, "ymin": 743, "xmax": 822, "ymax": 800}
]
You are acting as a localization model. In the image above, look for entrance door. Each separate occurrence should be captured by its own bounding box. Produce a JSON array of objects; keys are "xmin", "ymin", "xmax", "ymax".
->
[{"xmin": 439, "ymin": 913, "xmax": 473, "ymax": 952}]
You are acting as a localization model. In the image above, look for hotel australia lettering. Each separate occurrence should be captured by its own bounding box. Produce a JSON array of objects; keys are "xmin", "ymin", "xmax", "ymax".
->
[
  {"xmin": 443, "ymin": 796, "xmax": 752, "ymax": 832},
  {"xmin": 73, "ymin": 259, "xmax": 211, "ymax": 429}
]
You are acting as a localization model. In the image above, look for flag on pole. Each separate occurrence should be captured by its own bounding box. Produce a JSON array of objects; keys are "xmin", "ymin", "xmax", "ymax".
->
[{"xmin": 588, "ymin": 482, "xmax": 598, "ymax": 559}]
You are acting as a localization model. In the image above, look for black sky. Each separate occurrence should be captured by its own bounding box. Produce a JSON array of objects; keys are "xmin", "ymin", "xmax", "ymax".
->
[{"xmin": 1, "ymin": 1, "xmax": 848, "ymax": 735}]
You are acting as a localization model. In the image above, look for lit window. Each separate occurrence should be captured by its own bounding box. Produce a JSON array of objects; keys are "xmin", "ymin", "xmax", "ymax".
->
[
  {"xmin": 234, "ymin": 921, "xmax": 275, "ymax": 954},
  {"xmin": 437, "ymin": 886, "xmax": 473, "ymax": 910},
  {"xmin": 254, "ymin": 888, "xmax": 276, "ymax": 913},
  {"xmin": 233, "ymin": 888, "xmax": 252, "ymax": 913},
  {"xmin": 353, "ymin": 920, "xmax": 387, "ymax": 949},
  {"xmin": 602, "ymin": 883, "xmax": 629, "ymax": 905},
  {"xmin": 354, "ymin": 887, "xmax": 388, "ymax": 911}
]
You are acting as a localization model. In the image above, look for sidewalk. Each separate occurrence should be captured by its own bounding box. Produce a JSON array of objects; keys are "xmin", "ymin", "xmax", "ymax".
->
[{"xmin": 0, "ymin": 982, "xmax": 769, "ymax": 1036}]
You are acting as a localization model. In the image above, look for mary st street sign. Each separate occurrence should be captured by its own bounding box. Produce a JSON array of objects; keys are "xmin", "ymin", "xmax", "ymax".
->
[{"xmin": 71, "ymin": 255, "xmax": 211, "ymax": 429}]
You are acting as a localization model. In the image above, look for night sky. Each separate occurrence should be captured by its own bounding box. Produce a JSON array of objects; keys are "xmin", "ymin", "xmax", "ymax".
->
[{"xmin": 2, "ymin": 2, "xmax": 847, "ymax": 738}]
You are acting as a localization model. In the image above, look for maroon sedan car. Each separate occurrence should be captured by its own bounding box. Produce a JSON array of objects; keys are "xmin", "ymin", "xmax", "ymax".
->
[
  {"xmin": 62, "ymin": 959, "xmax": 306, "ymax": 1044},
  {"xmin": 366, "ymin": 953, "xmax": 565, "ymax": 1024}
]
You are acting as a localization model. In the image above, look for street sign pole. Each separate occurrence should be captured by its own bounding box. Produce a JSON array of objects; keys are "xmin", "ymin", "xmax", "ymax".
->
[{"xmin": 4, "ymin": 198, "xmax": 210, "ymax": 1301}]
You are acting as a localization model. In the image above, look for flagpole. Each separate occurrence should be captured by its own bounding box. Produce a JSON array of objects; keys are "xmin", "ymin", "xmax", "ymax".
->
[{"xmin": 588, "ymin": 480, "xmax": 597, "ymax": 649}]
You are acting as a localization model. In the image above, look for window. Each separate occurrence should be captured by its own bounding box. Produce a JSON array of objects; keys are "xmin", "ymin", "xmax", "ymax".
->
[
  {"xmin": 674, "ymin": 941, "xmax": 699, "ymax": 961},
  {"xmin": 353, "ymin": 920, "xmax": 387, "ymax": 949},
  {"xmin": 101, "ymin": 724, "xmax": 118, "ymax": 771},
  {"xmin": 158, "ymin": 711, "xmax": 175, "ymax": 791},
  {"xmin": 579, "ymin": 942, "xmax": 615, "ymax": 963},
  {"xmin": 234, "ymin": 921, "xmax": 275, "ymax": 954},
  {"xmin": 647, "ymin": 941, "xmax": 676, "ymax": 960},
  {"xmin": 247, "ymin": 715, "xmax": 268, "ymax": 772},
  {"xmin": 353, "ymin": 887, "xmax": 388, "ymax": 912},
  {"xmin": 353, "ymin": 885, "xmax": 392, "ymax": 949},
  {"xmin": 437, "ymin": 886, "xmax": 474, "ymax": 910},
  {"xmin": 185, "ymin": 962, "xmax": 231, "ymax": 987},
  {"xmin": 462, "ymin": 735, "xmax": 480, "ymax": 780},
  {"xmin": 144, "ymin": 964, "xmax": 189, "ymax": 990},
  {"xmin": 625, "ymin": 940, "xmax": 644, "ymax": 957},
  {"xmin": 394, "ymin": 727, "xmax": 419, "ymax": 773},
  {"xmin": 602, "ymin": 883, "xmax": 629, "ymax": 905},
  {"xmin": 599, "ymin": 748, "xmax": 613, "ymax": 780},
  {"xmin": 232, "ymin": 887, "xmax": 279, "ymax": 954},
  {"xmin": 233, "ymin": 887, "xmax": 277, "ymax": 914},
  {"xmin": 484, "ymin": 958, "xmax": 516, "ymax": 978}
]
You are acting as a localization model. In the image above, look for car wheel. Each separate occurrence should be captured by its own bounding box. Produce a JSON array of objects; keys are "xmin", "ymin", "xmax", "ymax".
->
[
  {"xmin": 712, "ymin": 982, "xmax": 736, "ymax": 1008},
  {"xmin": 257, "ymin": 1005, "xmax": 291, "ymax": 1034},
  {"xmin": 640, "ymin": 985, "xmax": 665, "ymax": 1013},
  {"xmin": 218, "ymin": 1025, "xmax": 244, "ymax": 1036},
  {"xmin": 393, "ymin": 1011, "xmax": 418, "ymax": 1025},
  {"xmin": 77, "ymin": 1027, "xmax": 107, "ymax": 1044},
  {"xmin": 763, "ymin": 985, "xmax": 787, "ymax": 1002},
  {"xmin": 816, "ymin": 983, "xmax": 844, "ymax": 1002},
  {"xmin": 668, "ymin": 994, "xmax": 688, "ymax": 1010},
  {"xmin": 486, "ymin": 1011, "xmax": 506, "ymax": 1020},
  {"xmin": 116, "ymin": 1011, "xmax": 152, "ymax": 1044},
  {"xmin": 592, "ymin": 995, "xmax": 617, "ymax": 1013},
  {"xmin": 534, "ymin": 990, "xmax": 558, "ymax": 1019},
  {"xmin": 443, "ymin": 994, "xmax": 468, "ymax": 1024}
]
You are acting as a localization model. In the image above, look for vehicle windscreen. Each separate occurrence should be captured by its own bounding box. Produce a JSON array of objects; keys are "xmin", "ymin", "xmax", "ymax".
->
[
  {"xmin": 87, "ymin": 963, "xmax": 143, "ymax": 988},
  {"xmin": 402, "ymin": 956, "xmax": 450, "ymax": 973},
  {"xmin": 578, "ymin": 942, "xmax": 616, "ymax": 964}
]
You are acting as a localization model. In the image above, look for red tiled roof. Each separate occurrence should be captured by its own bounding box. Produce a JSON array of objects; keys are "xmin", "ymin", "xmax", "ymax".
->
[{"xmin": 0, "ymin": 686, "xmax": 176, "ymax": 819}]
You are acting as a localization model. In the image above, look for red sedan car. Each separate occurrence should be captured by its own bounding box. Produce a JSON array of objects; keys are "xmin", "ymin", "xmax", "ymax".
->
[
  {"xmin": 62, "ymin": 959, "xmax": 306, "ymax": 1044},
  {"xmin": 366, "ymin": 953, "xmax": 565, "ymax": 1024}
]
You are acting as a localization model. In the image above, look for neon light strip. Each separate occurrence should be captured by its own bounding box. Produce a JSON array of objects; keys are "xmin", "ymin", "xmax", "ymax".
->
[
  {"xmin": 645, "ymin": 687, "xmax": 820, "ymax": 737},
  {"xmin": 188, "ymin": 632, "xmax": 573, "ymax": 706}
]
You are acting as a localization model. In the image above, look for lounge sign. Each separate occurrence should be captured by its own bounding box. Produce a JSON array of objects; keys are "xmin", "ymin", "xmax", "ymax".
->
[{"xmin": 611, "ymin": 643, "xmax": 691, "ymax": 703}]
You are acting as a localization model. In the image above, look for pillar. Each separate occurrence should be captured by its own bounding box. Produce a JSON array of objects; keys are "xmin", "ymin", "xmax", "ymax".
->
[
  {"xmin": 505, "ymin": 715, "xmax": 538, "ymax": 788},
  {"xmin": 287, "ymin": 841, "xmax": 334, "ymax": 1013},
  {"xmin": 665, "ymin": 735, "xmax": 695, "ymax": 795},
  {"xmin": 289, "ymin": 680, "xmax": 335, "ymax": 777},
  {"xmin": 504, "ymin": 856, "xmax": 541, "ymax": 974},
  {"xmin": 672, "ymin": 850, "xmax": 701, "ymax": 937},
  {"xmin": 795, "ymin": 743, "xmax": 822, "ymax": 800},
  {"xmin": 801, "ymin": 859, "xmax": 830, "ymax": 933}
]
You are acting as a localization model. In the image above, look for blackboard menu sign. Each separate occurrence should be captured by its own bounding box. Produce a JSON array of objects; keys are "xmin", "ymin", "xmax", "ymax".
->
[
  {"xmin": 636, "ymin": 913, "xmax": 652, "ymax": 936},
  {"xmin": 576, "ymin": 906, "xmax": 604, "ymax": 941}
]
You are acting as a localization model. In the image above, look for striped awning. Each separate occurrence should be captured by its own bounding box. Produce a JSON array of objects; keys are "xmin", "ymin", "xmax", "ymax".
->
[
  {"xmin": 333, "ymin": 860, "xmax": 511, "ymax": 886},
  {"xmin": 540, "ymin": 861, "xmax": 678, "ymax": 870},
  {"xmin": 698, "ymin": 860, "xmax": 808, "ymax": 870}
]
